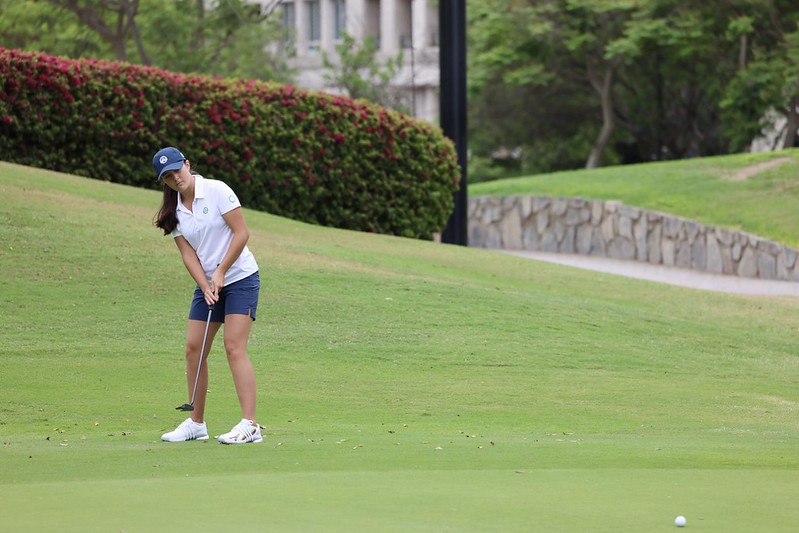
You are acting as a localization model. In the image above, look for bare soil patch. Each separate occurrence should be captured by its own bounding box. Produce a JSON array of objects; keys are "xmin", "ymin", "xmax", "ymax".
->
[{"xmin": 723, "ymin": 156, "xmax": 795, "ymax": 181}]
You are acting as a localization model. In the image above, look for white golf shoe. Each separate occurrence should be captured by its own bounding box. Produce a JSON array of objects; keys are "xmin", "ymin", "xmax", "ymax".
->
[
  {"xmin": 218, "ymin": 418, "xmax": 263, "ymax": 444},
  {"xmin": 161, "ymin": 418, "xmax": 209, "ymax": 442}
]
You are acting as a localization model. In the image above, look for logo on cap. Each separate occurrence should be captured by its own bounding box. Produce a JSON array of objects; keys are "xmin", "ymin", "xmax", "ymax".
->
[{"xmin": 159, "ymin": 156, "xmax": 168, "ymax": 164}]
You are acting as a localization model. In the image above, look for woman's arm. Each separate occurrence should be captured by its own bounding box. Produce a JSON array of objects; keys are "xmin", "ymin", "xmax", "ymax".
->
[
  {"xmin": 175, "ymin": 235, "xmax": 217, "ymax": 305},
  {"xmin": 210, "ymin": 207, "xmax": 250, "ymax": 293}
]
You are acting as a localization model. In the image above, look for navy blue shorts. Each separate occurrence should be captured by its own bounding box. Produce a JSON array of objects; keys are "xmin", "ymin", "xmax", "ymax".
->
[{"xmin": 189, "ymin": 272, "xmax": 260, "ymax": 323}]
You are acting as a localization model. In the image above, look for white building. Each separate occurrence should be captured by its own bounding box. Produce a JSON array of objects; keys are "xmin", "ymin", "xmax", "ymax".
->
[{"xmin": 260, "ymin": 0, "xmax": 441, "ymax": 124}]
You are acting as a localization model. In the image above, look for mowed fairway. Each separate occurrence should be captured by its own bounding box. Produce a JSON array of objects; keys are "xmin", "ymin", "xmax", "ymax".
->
[{"xmin": 1, "ymin": 162, "xmax": 798, "ymax": 531}]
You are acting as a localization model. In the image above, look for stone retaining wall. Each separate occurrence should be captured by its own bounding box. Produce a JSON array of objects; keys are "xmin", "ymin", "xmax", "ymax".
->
[{"xmin": 468, "ymin": 195, "xmax": 799, "ymax": 282}]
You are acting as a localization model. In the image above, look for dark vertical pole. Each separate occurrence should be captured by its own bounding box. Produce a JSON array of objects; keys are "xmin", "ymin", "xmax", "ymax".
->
[{"xmin": 439, "ymin": 0, "xmax": 468, "ymax": 246}]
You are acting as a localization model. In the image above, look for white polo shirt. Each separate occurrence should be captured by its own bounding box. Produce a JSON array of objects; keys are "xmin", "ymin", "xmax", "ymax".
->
[{"xmin": 172, "ymin": 175, "xmax": 258, "ymax": 285}]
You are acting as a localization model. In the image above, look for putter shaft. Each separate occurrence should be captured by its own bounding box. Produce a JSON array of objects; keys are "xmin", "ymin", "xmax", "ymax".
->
[{"xmin": 175, "ymin": 306, "xmax": 213, "ymax": 411}]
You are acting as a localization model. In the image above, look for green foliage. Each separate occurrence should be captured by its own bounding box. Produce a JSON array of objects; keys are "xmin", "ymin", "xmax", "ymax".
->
[
  {"xmin": 0, "ymin": 0, "xmax": 291, "ymax": 83},
  {"xmin": 321, "ymin": 32, "xmax": 407, "ymax": 113},
  {"xmin": 467, "ymin": 0, "xmax": 799, "ymax": 172},
  {"xmin": 0, "ymin": 48, "xmax": 459, "ymax": 239}
]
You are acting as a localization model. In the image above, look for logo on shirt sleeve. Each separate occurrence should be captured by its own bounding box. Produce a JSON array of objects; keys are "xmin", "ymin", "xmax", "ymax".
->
[{"xmin": 229, "ymin": 195, "xmax": 237, "ymax": 203}]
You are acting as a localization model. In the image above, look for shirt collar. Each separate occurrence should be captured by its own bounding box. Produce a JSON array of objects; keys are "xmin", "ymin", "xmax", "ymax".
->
[{"xmin": 193, "ymin": 174, "xmax": 206, "ymax": 199}]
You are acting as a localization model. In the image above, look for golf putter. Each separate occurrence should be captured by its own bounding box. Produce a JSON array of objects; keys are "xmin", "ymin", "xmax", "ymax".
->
[{"xmin": 176, "ymin": 306, "xmax": 214, "ymax": 411}]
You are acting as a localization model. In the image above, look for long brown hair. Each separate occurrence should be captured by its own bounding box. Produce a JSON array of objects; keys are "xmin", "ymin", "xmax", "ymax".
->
[{"xmin": 154, "ymin": 184, "xmax": 179, "ymax": 235}]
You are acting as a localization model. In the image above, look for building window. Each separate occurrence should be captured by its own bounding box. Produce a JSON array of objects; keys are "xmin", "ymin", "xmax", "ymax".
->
[
  {"xmin": 334, "ymin": 0, "xmax": 346, "ymax": 40},
  {"xmin": 307, "ymin": 0, "xmax": 320, "ymax": 51}
]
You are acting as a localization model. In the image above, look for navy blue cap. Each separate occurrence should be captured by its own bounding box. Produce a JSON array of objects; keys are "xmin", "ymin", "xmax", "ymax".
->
[{"xmin": 152, "ymin": 147, "xmax": 186, "ymax": 182}]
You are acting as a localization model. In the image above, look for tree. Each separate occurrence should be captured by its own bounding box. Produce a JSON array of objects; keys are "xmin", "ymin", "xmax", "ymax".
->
[
  {"xmin": 321, "ymin": 32, "xmax": 407, "ymax": 113},
  {"xmin": 0, "ymin": 0, "xmax": 292, "ymax": 82},
  {"xmin": 719, "ymin": 0, "xmax": 799, "ymax": 151},
  {"xmin": 468, "ymin": 0, "xmax": 799, "ymax": 178},
  {"xmin": 468, "ymin": 0, "xmax": 641, "ymax": 170}
]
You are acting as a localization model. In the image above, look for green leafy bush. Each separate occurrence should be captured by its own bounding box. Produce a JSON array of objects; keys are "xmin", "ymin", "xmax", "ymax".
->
[{"xmin": 0, "ymin": 48, "xmax": 459, "ymax": 239}]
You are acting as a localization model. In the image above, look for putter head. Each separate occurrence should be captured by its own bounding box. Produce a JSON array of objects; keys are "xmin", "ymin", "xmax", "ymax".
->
[{"xmin": 175, "ymin": 403, "xmax": 194, "ymax": 412}]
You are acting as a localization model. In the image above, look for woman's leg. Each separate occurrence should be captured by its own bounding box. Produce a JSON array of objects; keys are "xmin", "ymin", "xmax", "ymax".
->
[
  {"xmin": 184, "ymin": 319, "xmax": 222, "ymax": 423},
  {"xmin": 222, "ymin": 314, "xmax": 257, "ymax": 422}
]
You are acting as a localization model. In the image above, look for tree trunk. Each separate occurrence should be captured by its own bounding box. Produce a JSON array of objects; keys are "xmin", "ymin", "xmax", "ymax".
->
[
  {"xmin": 586, "ymin": 64, "xmax": 617, "ymax": 169},
  {"xmin": 782, "ymin": 95, "xmax": 798, "ymax": 149},
  {"xmin": 48, "ymin": 0, "xmax": 139, "ymax": 61}
]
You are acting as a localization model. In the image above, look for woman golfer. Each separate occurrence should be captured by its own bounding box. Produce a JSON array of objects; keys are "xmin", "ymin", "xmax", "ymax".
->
[{"xmin": 153, "ymin": 146, "xmax": 262, "ymax": 444}]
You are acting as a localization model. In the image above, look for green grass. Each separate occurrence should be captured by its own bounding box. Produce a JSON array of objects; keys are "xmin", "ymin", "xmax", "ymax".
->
[
  {"xmin": 2, "ymin": 161, "xmax": 799, "ymax": 531},
  {"xmin": 471, "ymin": 149, "xmax": 799, "ymax": 249}
]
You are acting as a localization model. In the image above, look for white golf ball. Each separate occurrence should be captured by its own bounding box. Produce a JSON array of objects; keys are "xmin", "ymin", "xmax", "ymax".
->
[{"xmin": 675, "ymin": 515, "xmax": 687, "ymax": 527}]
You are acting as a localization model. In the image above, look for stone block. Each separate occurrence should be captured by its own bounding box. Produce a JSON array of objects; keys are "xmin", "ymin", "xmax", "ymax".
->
[
  {"xmin": 633, "ymin": 217, "xmax": 648, "ymax": 262},
  {"xmin": 499, "ymin": 207, "xmax": 522, "ymax": 249},
  {"xmin": 483, "ymin": 225, "xmax": 502, "ymax": 249},
  {"xmin": 721, "ymin": 246, "xmax": 735, "ymax": 275},
  {"xmin": 539, "ymin": 230, "xmax": 558, "ymax": 252},
  {"xmin": 675, "ymin": 241, "xmax": 692, "ymax": 269},
  {"xmin": 777, "ymin": 251, "xmax": 792, "ymax": 281},
  {"xmin": 536, "ymin": 209, "xmax": 550, "ymax": 235},
  {"xmin": 565, "ymin": 206, "xmax": 586, "ymax": 225},
  {"xmin": 468, "ymin": 197, "xmax": 479, "ymax": 218},
  {"xmin": 647, "ymin": 222, "xmax": 662, "ymax": 264},
  {"xmin": 532, "ymin": 196, "xmax": 550, "ymax": 213},
  {"xmin": 522, "ymin": 224, "xmax": 539, "ymax": 251},
  {"xmin": 590, "ymin": 200, "xmax": 604, "ymax": 224},
  {"xmin": 553, "ymin": 220, "xmax": 567, "ymax": 243},
  {"xmin": 691, "ymin": 238, "xmax": 706, "ymax": 271},
  {"xmin": 619, "ymin": 205, "xmax": 641, "ymax": 220},
  {"xmin": 590, "ymin": 230, "xmax": 606, "ymax": 256},
  {"xmin": 685, "ymin": 221, "xmax": 701, "ymax": 242},
  {"xmin": 608, "ymin": 237, "xmax": 636, "ymax": 260},
  {"xmin": 662, "ymin": 238, "xmax": 675, "ymax": 266},
  {"xmin": 732, "ymin": 242, "xmax": 742, "ymax": 262},
  {"xmin": 468, "ymin": 223, "xmax": 485, "ymax": 247},
  {"xmin": 738, "ymin": 246, "xmax": 758, "ymax": 278},
  {"xmin": 560, "ymin": 227, "xmax": 576, "ymax": 253},
  {"xmin": 618, "ymin": 215, "xmax": 633, "ymax": 239},
  {"xmin": 715, "ymin": 227, "xmax": 733, "ymax": 246},
  {"xmin": 783, "ymin": 247, "xmax": 798, "ymax": 269},
  {"xmin": 663, "ymin": 216, "xmax": 681, "ymax": 238},
  {"xmin": 552, "ymin": 198, "xmax": 568, "ymax": 216},
  {"xmin": 568, "ymin": 197, "xmax": 587, "ymax": 208},
  {"xmin": 756, "ymin": 239, "xmax": 781, "ymax": 256},
  {"xmin": 757, "ymin": 251, "xmax": 777, "ymax": 280},
  {"xmin": 481, "ymin": 204, "xmax": 502, "ymax": 225},
  {"xmin": 601, "ymin": 213, "xmax": 616, "ymax": 242},
  {"xmin": 706, "ymin": 234, "xmax": 723, "ymax": 273},
  {"xmin": 520, "ymin": 196, "xmax": 534, "ymax": 219},
  {"xmin": 576, "ymin": 224, "xmax": 593, "ymax": 254}
]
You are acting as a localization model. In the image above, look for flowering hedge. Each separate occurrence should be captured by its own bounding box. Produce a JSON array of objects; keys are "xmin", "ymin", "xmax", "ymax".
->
[{"xmin": 0, "ymin": 48, "xmax": 460, "ymax": 239}]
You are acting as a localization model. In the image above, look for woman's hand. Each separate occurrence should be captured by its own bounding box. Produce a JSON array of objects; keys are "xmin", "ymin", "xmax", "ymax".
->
[{"xmin": 203, "ymin": 269, "xmax": 225, "ymax": 306}]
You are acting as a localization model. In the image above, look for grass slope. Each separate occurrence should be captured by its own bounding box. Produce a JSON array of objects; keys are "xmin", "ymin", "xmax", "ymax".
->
[
  {"xmin": 471, "ymin": 149, "xmax": 799, "ymax": 249},
  {"xmin": 1, "ymin": 161, "xmax": 798, "ymax": 531}
]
